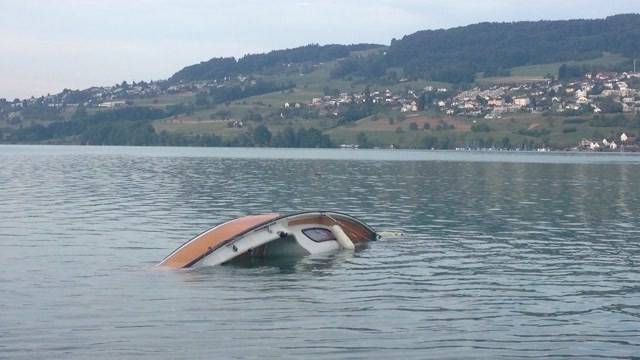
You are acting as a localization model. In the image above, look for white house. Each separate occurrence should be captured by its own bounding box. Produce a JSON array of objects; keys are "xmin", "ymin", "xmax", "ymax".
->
[
  {"xmin": 514, "ymin": 97, "xmax": 531, "ymax": 107},
  {"xmin": 621, "ymin": 133, "xmax": 628, "ymax": 143},
  {"xmin": 97, "ymin": 101, "xmax": 126, "ymax": 108}
]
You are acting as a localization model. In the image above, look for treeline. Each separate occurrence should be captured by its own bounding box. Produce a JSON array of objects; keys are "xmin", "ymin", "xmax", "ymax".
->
[
  {"xmin": 7, "ymin": 107, "xmax": 172, "ymax": 145},
  {"xmin": 170, "ymin": 43, "xmax": 382, "ymax": 82},
  {"xmin": 4, "ymin": 105, "xmax": 225, "ymax": 146},
  {"xmin": 249, "ymin": 124, "xmax": 332, "ymax": 148},
  {"xmin": 334, "ymin": 14, "xmax": 640, "ymax": 83},
  {"xmin": 2, "ymin": 105, "xmax": 334, "ymax": 148},
  {"xmin": 4, "ymin": 106, "xmax": 222, "ymax": 147}
]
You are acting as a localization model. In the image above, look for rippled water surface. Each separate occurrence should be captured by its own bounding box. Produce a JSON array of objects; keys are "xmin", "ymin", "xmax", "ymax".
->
[{"xmin": 1, "ymin": 145, "xmax": 640, "ymax": 359}]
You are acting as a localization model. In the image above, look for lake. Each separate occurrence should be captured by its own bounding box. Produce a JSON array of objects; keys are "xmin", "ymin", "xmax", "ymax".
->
[{"xmin": 1, "ymin": 145, "xmax": 639, "ymax": 359}]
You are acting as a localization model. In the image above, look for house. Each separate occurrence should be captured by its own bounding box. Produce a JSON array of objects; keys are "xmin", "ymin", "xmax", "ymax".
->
[
  {"xmin": 621, "ymin": 133, "xmax": 628, "ymax": 143},
  {"xmin": 576, "ymin": 96, "xmax": 590, "ymax": 105},
  {"xmin": 514, "ymin": 97, "xmax": 531, "ymax": 107},
  {"xmin": 488, "ymin": 98, "xmax": 504, "ymax": 107},
  {"xmin": 97, "ymin": 101, "xmax": 126, "ymax": 108}
]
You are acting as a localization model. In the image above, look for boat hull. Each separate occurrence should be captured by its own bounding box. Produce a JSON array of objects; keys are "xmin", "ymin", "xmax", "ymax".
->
[{"xmin": 158, "ymin": 211, "xmax": 377, "ymax": 269}]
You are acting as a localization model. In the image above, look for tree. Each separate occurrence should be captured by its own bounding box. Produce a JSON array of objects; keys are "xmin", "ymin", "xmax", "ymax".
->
[
  {"xmin": 417, "ymin": 93, "xmax": 427, "ymax": 111},
  {"xmin": 597, "ymin": 97, "xmax": 623, "ymax": 113},
  {"xmin": 588, "ymin": 83, "xmax": 604, "ymax": 96},
  {"xmin": 422, "ymin": 136, "xmax": 437, "ymax": 149},
  {"xmin": 356, "ymin": 132, "xmax": 369, "ymax": 148},
  {"xmin": 501, "ymin": 136, "xmax": 512, "ymax": 149},
  {"xmin": 252, "ymin": 124, "xmax": 272, "ymax": 146},
  {"xmin": 559, "ymin": 64, "xmax": 585, "ymax": 80},
  {"xmin": 408, "ymin": 122, "xmax": 418, "ymax": 131},
  {"xmin": 272, "ymin": 127, "xmax": 297, "ymax": 147}
]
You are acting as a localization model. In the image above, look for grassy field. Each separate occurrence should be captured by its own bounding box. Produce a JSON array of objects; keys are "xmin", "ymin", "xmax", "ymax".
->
[
  {"xmin": 510, "ymin": 52, "xmax": 628, "ymax": 78},
  {"xmin": 153, "ymin": 118, "xmax": 243, "ymax": 139},
  {"xmin": 133, "ymin": 92, "xmax": 196, "ymax": 108},
  {"xmin": 475, "ymin": 53, "xmax": 629, "ymax": 85},
  {"xmin": 476, "ymin": 76, "xmax": 549, "ymax": 85},
  {"xmin": 325, "ymin": 111, "xmax": 638, "ymax": 149}
]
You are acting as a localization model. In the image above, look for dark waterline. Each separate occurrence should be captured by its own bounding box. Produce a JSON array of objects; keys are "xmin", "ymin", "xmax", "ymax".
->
[{"xmin": 1, "ymin": 145, "xmax": 639, "ymax": 359}]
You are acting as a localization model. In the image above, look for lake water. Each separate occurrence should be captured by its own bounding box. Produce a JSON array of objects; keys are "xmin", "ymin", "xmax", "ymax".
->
[{"xmin": 1, "ymin": 145, "xmax": 640, "ymax": 359}]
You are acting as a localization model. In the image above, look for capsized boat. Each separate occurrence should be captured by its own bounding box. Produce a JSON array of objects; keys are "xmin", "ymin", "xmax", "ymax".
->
[{"xmin": 158, "ymin": 211, "xmax": 378, "ymax": 269}]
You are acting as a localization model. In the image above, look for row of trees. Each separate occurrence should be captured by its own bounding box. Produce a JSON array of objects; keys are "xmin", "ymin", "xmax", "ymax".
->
[
  {"xmin": 2, "ymin": 103, "xmax": 335, "ymax": 148},
  {"xmin": 251, "ymin": 125, "xmax": 332, "ymax": 148},
  {"xmin": 6, "ymin": 107, "xmax": 171, "ymax": 144}
]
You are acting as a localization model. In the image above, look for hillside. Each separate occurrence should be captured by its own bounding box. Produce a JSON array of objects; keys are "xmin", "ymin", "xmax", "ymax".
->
[
  {"xmin": 1, "ymin": 14, "xmax": 640, "ymax": 151},
  {"xmin": 170, "ymin": 43, "xmax": 383, "ymax": 83},
  {"xmin": 336, "ymin": 14, "xmax": 640, "ymax": 83}
]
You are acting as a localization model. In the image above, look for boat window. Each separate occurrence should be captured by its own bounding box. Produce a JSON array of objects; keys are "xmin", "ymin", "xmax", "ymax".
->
[{"xmin": 302, "ymin": 228, "xmax": 336, "ymax": 242}]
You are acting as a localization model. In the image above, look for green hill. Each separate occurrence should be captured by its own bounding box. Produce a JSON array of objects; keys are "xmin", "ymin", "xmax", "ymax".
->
[
  {"xmin": 336, "ymin": 14, "xmax": 640, "ymax": 83},
  {"xmin": 169, "ymin": 43, "xmax": 383, "ymax": 83}
]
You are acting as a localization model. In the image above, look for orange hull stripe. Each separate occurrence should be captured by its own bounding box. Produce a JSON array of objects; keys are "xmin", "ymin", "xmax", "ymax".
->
[{"xmin": 158, "ymin": 214, "xmax": 279, "ymax": 268}]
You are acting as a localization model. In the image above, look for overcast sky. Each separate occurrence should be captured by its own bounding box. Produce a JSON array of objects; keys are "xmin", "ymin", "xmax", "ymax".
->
[{"xmin": 1, "ymin": 0, "xmax": 639, "ymax": 99}]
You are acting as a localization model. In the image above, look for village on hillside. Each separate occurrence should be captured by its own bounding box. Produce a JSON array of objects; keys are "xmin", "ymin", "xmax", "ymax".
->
[
  {"xmin": 1, "ymin": 70, "xmax": 640, "ymax": 151},
  {"xmin": 305, "ymin": 72, "xmax": 640, "ymax": 118}
]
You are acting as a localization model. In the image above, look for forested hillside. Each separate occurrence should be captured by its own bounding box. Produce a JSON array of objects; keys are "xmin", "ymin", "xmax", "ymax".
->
[
  {"xmin": 170, "ymin": 43, "xmax": 382, "ymax": 83},
  {"xmin": 335, "ymin": 14, "xmax": 640, "ymax": 83}
]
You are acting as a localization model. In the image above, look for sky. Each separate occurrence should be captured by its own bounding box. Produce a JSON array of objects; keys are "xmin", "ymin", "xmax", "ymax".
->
[{"xmin": 1, "ymin": 0, "xmax": 640, "ymax": 99}]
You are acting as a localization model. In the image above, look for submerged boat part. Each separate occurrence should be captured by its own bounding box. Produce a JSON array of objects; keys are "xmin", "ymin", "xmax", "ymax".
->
[{"xmin": 158, "ymin": 211, "xmax": 377, "ymax": 269}]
